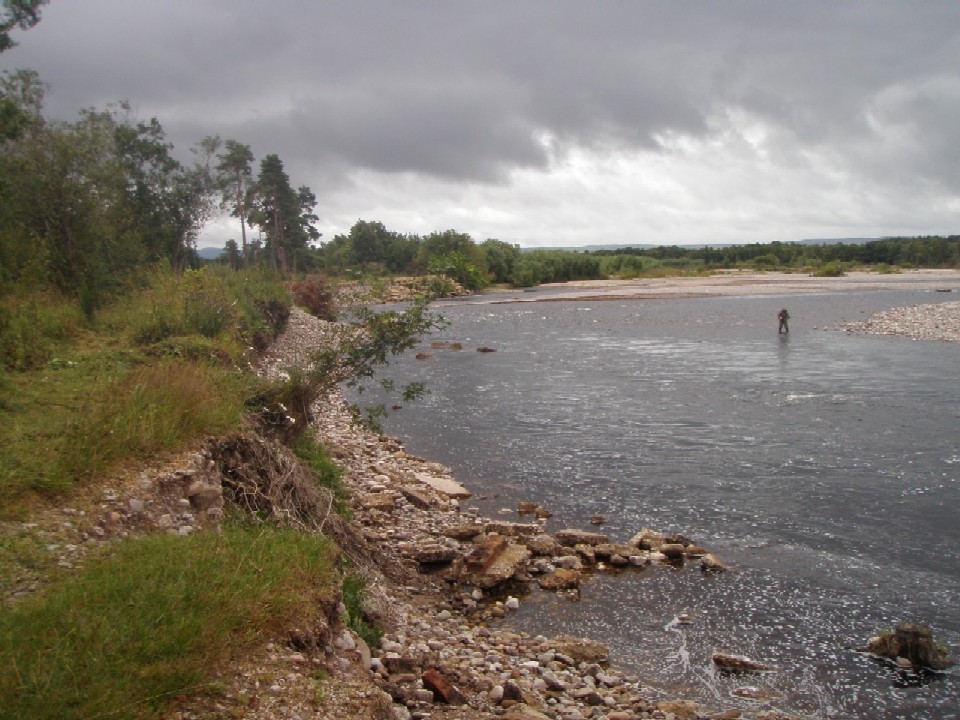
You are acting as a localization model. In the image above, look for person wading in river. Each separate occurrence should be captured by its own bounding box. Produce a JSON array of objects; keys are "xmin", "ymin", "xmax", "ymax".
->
[{"xmin": 778, "ymin": 307, "xmax": 790, "ymax": 334}]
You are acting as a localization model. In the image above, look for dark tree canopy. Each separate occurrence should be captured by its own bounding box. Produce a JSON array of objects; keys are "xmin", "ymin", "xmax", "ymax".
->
[{"xmin": 1, "ymin": 0, "xmax": 49, "ymax": 52}]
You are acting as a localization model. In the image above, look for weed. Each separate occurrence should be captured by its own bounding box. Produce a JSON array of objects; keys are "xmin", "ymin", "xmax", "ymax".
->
[
  {"xmin": 341, "ymin": 571, "xmax": 383, "ymax": 649},
  {"xmin": 291, "ymin": 433, "xmax": 350, "ymax": 519}
]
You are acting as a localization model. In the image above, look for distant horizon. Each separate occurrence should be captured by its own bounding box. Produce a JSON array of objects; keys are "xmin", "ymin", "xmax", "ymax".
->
[{"xmin": 195, "ymin": 233, "xmax": 959, "ymax": 257}]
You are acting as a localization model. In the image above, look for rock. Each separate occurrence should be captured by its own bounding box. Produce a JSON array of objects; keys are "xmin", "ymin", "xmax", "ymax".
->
[
  {"xmin": 712, "ymin": 651, "xmax": 775, "ymax": 673},
  {"xmin": 629, "ymin": 528, "xmax": 664, "ymax": 551},
  {"xmin": 732, "ymin": 686, "xmax": 781, "ymax": 701},
  {"xmin": 359, "ymin": 493, "xmax": 397, "ymax": 511},
  {"xmin": 549, "ymin": 636, "xmax": 609, "ymax": 664},
  {"xmin": 657, "ymin": 699, "xmax": 702, "ymax": 719},
  {"xmin": 589, "ymin": 514, "xmax": 606, "ymax": 525},
  {"xmin": 660, "ymin": 543, "xmax": 686, "ymax": 559},
  {"xmin": 538, "ymin": 568, "xmax": 581, "ymax": 591},
  {"xmin": 701, "ymin": 553, "xmax": 729, "ymax": 572},
  {"xmin": 185, "ymin": 481, "xmax": 223, "ymax": 512},
  {"xmin": 862, "ymin": 623, "xmax": 954, "ymax": 670},
  {"xmin": 412, "ymin": 544, "xmax": 459, "ymax": 565},
  {"xmin": 400, "ymin": 486, "xmax": 437, "ymax": 509},
  {"xmin": 517, "ymin": 501, "xmax": 539, "ymax": 514},
  {"xmin": 503, "ymin": 705, "xmax": 552, "ymax": 720},
  {"xmin": 526, "ymin": 534, "xmax": 560, "ymax": 556},
  {"xmin": 476, "ymin": 346, "xmax": 496, "ymax": 353},
  {"xmin": 413, "ymin": 472, "xmax": 472, "ymax": 499},
  {"xmin": 464, "ymin": 536, "xmax": 508, "ymax": 573},
  {"xmin": 421, "ymin": 667, "xmax": 466, "ymax": 704},
  {"xmin": 414, "ymin": 352, "xmax": 432, "ymax": 360},
  {"xmin": 555, "ymin": 529, "xmax": 609, "ymax": 547},
  {"xmin": 484, "ymin": 520, "xmax": 540, "ymax": 536}
]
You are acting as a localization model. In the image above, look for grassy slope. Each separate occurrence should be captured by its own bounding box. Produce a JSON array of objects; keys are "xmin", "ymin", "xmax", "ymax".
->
[{"xmin": 0, "ymin": 267, "xmax": 349, "ymax": 720}]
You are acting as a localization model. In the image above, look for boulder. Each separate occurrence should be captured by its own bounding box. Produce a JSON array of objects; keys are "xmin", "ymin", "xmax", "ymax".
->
[
  {"xmin": 629, "ymin": 528, "xmax": 664, "ymax": 551},
  {"xmin": 538, "ymin": 568, "xmax": 581, "ymax": 591},
  {"xmin": 712, "ymin": 651, "xmax": 775, "ymax": 673},
  {"xmin": 862, "ymin": 623, "xmax": 954, "ymax": 670},
  {"xmin": 660, "ymin": 543, "xmax": 686, "ymax": 559},
  {"xmin": 359, "ymin": 493, "xmax": 396, "ymax": 511},
  {"xmin": 421, "ymin": 667, "xmax": 466, "ymax": 705},
  {"xmin": 549, "ymin": 635, "xmax": 609, "ymax": 664},
  {"xmin": 400, "ymin": 486, "xmax": 437, "ymax": 509},
  {"xmin": 701, "ymin": 553, "xmax": 729, "ymax": 572},
  {"xmin": 412, "ymin": 544, "xmax": 459, "ymax": 566}
]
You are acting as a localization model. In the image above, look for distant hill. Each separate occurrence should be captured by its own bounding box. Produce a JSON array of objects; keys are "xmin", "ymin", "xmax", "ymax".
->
[
  {"xmin": 522, "ymin": 238, "xmax": 883, "ymax": 252},
  {"xmin": 197, "ymin": 247, "xmax": 223, "ymax": 260}
]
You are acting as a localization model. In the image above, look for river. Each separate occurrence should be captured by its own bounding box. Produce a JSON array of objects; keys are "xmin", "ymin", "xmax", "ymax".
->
[{"xmin": 367, "ymin": 286, "xmax": 959, "ymax": 719}]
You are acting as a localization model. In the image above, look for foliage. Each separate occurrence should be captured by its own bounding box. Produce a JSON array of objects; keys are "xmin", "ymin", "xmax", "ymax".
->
[
  {"xmin": 0, "ymin": 292, "xmax": 82, "ymax": 370},
  {"xmin": 811, "ymin": 261, "xmax": 846, "ymax": 277},
  {"xmin": 510, "ymin": 249, "xmax": 602, "ymax": 286},
  {"xmin": 341, "ymin": 570, "xmax": 383, "ymax": 649},
  {"xmin": 0, "ymin": 0, "xmax": 47, "ymax": 52},
  {"xmin": 291, "ymin": 274, "xmax": 337, "ymax": 320},
  {"xmin": 0, "ymin": 527, "xmax": 338, "ymax": 720},
  {"xmin": 308, "ymin": 299, "xmax": 446, "ymax": 432},
  {"xmin": 427, "ymin": 250, "xmax": 486, "ymax": 290},
  {"xmin": 291, "ymin": 432, "xmax": 350, "ymax": 519},
  {"xmin": 247, "ymin": 154, "xmax": 320, "ymax": 273}
]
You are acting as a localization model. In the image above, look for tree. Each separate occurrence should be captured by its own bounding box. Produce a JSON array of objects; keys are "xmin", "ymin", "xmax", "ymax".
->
[
  {"xmin": 1, "ymin": 0, "xmax": 48, "ymax": 53},
  {"xmin": 247, "ymin": 154, "xmax": 318, "ymax": 273},
  {"xmin": 215, "ymin": 139, "xmax": 254, "ymax": 261}
]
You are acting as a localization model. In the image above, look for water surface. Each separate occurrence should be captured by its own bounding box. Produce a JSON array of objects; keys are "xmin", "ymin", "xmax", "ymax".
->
[{"xmin": 369, "ymin": 289, "xmax": 959, "ymax": 719}]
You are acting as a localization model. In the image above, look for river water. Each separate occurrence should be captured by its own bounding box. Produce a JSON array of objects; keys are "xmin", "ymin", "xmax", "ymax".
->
[{"xmin": 368, "ymin": 288, "xmax": 960, "ymax": 719}]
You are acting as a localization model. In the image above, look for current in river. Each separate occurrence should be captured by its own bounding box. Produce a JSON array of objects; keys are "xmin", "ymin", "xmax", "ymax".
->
[{"xmin": 364, "ymin": 288, "xmax": 960, "ymax": 720}]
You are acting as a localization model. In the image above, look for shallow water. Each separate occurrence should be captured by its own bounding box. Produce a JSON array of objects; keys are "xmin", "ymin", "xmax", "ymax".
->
[{"xmin": 368, "ymin": 289, "xmax": 960, "ymax": 719}]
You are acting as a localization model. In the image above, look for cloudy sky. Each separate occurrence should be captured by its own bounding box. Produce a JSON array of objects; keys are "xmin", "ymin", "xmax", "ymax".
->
[{"xmin": 3, "ymin": 1, "xmax": 960, "ymax": 249}]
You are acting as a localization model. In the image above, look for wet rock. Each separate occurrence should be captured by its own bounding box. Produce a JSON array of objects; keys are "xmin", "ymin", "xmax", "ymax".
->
[
  {"xmin": 862, "ymin": 623, "xmax": 954, "ymax": 670},
  {"xmin": 712, "ymin": 651, "xmax": 776, "ymax": 673},
  {"xmin": 660, "ymin": 543, "xmax": 686, "ymax": 559},
  {"xmin": 538, "ymin": 568, "xmax": 581, "ymax": 591},
  {"xmin": 657, "ymin": 699, "xmax": 702, "ymax": 719},
  {"xmin": 701, "ymin": 553, "xmax": 729, "ymax": 572},
  {"xmin": 555, "ymin": 529, "xmax": 609, "ymax": 546},
  {"xmin": 412, "ymin": 544, "xmax": 459, "ymax": 566}
]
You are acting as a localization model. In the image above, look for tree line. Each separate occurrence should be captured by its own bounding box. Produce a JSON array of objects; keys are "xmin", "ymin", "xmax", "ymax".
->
[{"xmin": 0, "ymin": 69, "xmax": 320, "ymax": 310}]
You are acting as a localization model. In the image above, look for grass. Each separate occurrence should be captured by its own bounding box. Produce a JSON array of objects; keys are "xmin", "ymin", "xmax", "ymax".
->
[
  {"xmin": 292, "ymin": 432, "xmax": 351, "ymax": 519},
  {"xmin": 0, "ymin": 527, "xmax": 339, "ymax": 720},
  {"xmin": 0, "ymin": 266, "xmax": 290, "ymax": 516}
]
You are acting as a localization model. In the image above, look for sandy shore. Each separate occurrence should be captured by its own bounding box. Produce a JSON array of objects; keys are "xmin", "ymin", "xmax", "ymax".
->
[{"xmin": 472, "ymin": 269, "xmax": 960, "ymax": 303}]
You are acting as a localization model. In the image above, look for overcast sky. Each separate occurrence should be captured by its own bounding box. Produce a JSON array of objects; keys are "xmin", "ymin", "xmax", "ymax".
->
[{"xmin": 3, "ymin": 1, "xmax": 960, "ymax": 249}]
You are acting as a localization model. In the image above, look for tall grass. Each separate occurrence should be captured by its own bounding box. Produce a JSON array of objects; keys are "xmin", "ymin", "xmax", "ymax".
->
[
  {"xmin": 0, "ymin": 527, "xmax": 338, "ymax": 720},
  {"xmin": 58, "ymin": 360, "xmax": 248, "ymax": 482}
]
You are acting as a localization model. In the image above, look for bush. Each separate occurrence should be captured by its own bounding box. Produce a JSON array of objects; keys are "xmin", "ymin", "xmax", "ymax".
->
[
  {"xmin": 291, "ymin": 274, "xmax": 337, "ymax": 320},
  {"xmin": 341, "ymin": 571, "xmax": 383, "ymax": 649},
  {"xmin": 812, "ymin": 261, "xmax": 845, "ymax": 277},
  {"xmin": 0, "ymin": 528, "xmax": 338, "ymax": 720}
]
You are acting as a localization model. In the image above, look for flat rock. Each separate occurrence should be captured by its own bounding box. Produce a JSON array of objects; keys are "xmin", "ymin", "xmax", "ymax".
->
[
  {"xmin": 555, "ymin": 529, "xmax": 609, "ymax": 547},
  {"xmin": 414, "ymin": 472, "xmax": 472, "ymax": 499}
]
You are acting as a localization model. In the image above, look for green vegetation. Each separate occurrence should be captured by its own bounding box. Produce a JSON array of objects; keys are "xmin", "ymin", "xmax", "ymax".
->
[
  {"xmin": 292, "ymin": 432, "xmax": 350, "ymax": 519},
  {"xmin": 341, "ymin": 570, "xmax": 383, "ymax": 649},
  {"xmin": 0, "ymin": 265, "xmax": 287, "ymax": 514},
  {"xmin": 0, "ymin": 527, "xmax": 338, "ymax": 720}
]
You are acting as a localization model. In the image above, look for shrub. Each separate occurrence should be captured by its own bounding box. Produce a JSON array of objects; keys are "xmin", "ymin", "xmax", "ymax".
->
[
  {"xmin": 812, "ymin": 261, "xmax": 845, "ymax": 277},
  {"xmin": 291, "ymin": 275, "xmax": 337, "ymax": 320}
]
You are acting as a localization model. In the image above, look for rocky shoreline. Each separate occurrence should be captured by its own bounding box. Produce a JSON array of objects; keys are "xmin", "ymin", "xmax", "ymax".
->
[{"xmin": 239, "ymin": 307, "xmax": 798, "ymax": 720}]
